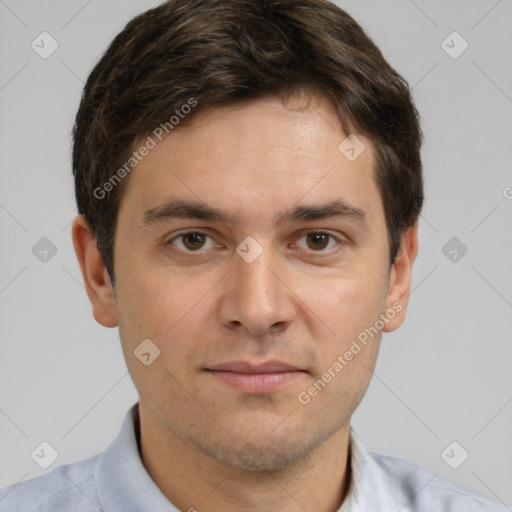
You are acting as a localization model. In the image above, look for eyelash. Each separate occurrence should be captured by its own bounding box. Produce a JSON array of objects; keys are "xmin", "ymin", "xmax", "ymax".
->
[{"xmin": 166, "ymin": 230, "xmax": 345, "ymax": 255}]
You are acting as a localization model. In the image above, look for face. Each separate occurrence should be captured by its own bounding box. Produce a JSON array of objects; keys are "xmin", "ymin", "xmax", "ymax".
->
[{"xmin": 75, "ymin": 94, "xmax": 416, "ymax": 472}]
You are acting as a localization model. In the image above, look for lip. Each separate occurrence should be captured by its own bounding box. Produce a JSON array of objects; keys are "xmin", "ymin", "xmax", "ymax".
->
[
  {"xmin": 205, "ymin": 360, "xmax": 306, "ymax": 394},
  {"xmin": 208, "ymin": 360, "xmax": 302, "ymax": 373}
]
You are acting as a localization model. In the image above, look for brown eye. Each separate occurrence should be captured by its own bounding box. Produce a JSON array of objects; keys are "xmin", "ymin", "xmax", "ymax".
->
[
  {"xmin": 168, "ymin": 231, "xmax": 216, "ymax": 252},
  {"xmin": 306, "ymin": 232, "xmax": 330, "ymax": 250},
  {"xmin": 181, "ymin": 232, "xmax": 206, "ymax": 250},
  {"xmin": 294, "ymin": 231, "xmax": 342, "ymax": 253}
]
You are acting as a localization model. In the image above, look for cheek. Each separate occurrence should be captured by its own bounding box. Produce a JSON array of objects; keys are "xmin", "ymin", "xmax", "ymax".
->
[
  {"xmin": 297, "ymin": 275, "xmax": 384, "ymax": 412},
  {"xmin": 115, "ymin": 267, "xmax": 219, "ymax": 348},
  {"xmin": 115, "ymin": 271, "xmax": 213, "ymax": 395},
  {"xmin": 297, "ymin": 269, "xmax": 388, "ymax": 340},
  {"xmin": 293, "ymin": 269, "xmax": 388, "ymax": 401},
  {"xmin": 114, "ymin": 275, "xmax": 164, "ymax": 343}
]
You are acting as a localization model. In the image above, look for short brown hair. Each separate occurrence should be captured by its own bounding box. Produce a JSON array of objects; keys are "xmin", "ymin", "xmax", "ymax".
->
[{"xmin": 72, "ymin": 0, "xmax": 423, "ymax": 284}]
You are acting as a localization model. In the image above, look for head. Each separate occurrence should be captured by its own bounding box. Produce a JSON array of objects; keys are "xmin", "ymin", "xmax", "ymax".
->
[{"xmin": 72, "ymin": 0, "xmax": 422, "ymax": 472}]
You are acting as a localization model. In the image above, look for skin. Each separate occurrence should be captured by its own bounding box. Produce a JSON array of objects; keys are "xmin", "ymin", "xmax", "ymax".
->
[{"xmin": 72, "ymin": 93, "xmax": 418, "ymax": 512}]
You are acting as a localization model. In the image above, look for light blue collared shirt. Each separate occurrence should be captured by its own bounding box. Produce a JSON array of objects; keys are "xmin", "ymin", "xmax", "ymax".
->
[{"xmin": 0, "ymin": 403, "xmax": 507, "ymax": 511}]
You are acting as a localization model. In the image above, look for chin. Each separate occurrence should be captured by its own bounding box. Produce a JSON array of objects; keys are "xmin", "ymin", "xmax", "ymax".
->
[
  {"xmin": 191, "ymin": 420, "xmax": 337, "ymax": 473},
  {"xmin": 209, "ymin": 437, "xmax": 314, "ymax": 472}
]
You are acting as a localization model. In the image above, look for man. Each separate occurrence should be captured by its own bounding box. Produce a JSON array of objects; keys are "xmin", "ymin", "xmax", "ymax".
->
[{"xmin": 0, "ymin": 0, "xmax": 506, "ymax": 510}]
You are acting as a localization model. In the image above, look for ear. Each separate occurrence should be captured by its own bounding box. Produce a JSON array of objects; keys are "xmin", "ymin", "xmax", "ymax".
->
[
  {"xmin": 382, "ymin": 222, "xmax": 419, "ymax": 332},
  {"xmin": 71, "ymin": 214, "xmax": 118, "ymax": 328}
]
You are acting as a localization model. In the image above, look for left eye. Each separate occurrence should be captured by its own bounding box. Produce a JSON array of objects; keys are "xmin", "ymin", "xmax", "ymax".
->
[{"xmin": 294, "ymin": 231, "xmax": 341, "ymax": 251}]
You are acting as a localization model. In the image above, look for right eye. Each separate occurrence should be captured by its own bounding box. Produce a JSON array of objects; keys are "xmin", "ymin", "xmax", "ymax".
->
[{"xmin": 166, "ymin": 230, "xmax": 218, "ymax": 252}]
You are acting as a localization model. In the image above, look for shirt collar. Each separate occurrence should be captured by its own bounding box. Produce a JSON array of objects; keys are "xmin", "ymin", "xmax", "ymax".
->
[
  {"xmin": 338, "ymin": 429, "xmax": 400, "ymax": 511},
  {"xmin": 95, "ymin": 403, "xmax": 400, "ymax": 512},
  {"xmin": 95, "ymin": 403, "xmax": 177, "ymax": 511}
]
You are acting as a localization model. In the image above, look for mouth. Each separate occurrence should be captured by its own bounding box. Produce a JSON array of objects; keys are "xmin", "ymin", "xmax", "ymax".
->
[{"xmin": 204, "ymin": 360, "xmax": 307, "ymax": 394}]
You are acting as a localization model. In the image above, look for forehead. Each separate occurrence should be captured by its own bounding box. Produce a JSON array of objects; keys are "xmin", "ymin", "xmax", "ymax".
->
[{"xmin": 117, "ymin": 95, "xmax": 381, "ymax": 229}]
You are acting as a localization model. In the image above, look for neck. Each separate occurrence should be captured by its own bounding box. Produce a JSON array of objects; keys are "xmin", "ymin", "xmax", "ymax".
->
[{"xmin": 138, "ymin": 403, "xmax": 352, "ymax": 512}]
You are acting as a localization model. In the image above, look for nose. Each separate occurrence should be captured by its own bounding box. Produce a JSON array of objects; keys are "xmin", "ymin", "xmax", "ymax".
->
[{"xmin": 218, "ymin": 244, "xmax": 296, "ymax": 336}]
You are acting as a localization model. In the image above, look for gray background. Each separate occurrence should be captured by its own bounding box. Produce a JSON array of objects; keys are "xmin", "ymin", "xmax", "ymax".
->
[{"xmin": 1, "ymin": 0, "xmax": 511, "ymax": 507}]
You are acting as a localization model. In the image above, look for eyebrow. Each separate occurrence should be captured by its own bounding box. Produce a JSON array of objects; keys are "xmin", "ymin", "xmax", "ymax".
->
[{"xmin": 140, "ymin": 198, "xmax": 367, "ymax": 228}]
